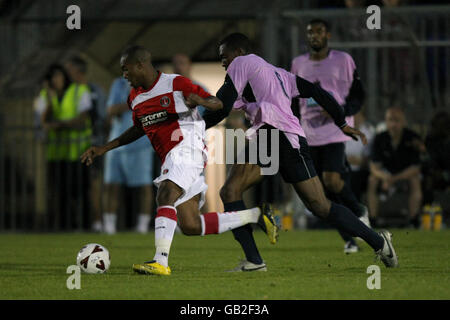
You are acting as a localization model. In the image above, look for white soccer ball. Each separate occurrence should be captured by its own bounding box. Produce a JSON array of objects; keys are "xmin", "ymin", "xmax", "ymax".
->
[{"xmin": 76, "ymin": 243, "xmax": 111, "ymax": 274}]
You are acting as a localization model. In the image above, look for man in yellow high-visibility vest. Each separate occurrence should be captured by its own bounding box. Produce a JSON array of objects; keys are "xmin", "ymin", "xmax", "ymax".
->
[{"xmin": 42, "ymin": 63, "xmax": 93, "ymax": 230}]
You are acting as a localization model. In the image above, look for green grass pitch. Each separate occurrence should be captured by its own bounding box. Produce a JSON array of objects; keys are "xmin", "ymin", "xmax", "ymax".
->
[{"xmin": 0, "ymin": 229, "xmax": 449, "ymax": 299}]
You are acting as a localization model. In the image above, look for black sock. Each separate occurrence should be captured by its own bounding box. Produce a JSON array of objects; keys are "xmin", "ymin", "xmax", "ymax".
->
[
  {"xmin": 336, "ymin": 182, "xmax": 365, "ymax": 217},
  {"xmin": 326, "ymin": 202, "xmax": 384, "ymax": 251},
  {"xmin": 224, "ymin": 200, "xmax": 263, "ymax": 265},
  {"xmin": 326, "ymin": 192, "xmax": 355, "ymax": 244}
]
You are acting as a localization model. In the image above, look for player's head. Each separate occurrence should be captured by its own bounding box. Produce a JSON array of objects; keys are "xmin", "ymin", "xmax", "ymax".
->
[
  {"xmin": 306, "ymin": 18, "xmax": 331, "ymax": 52},
  {"xmin": 65, "ymin": 55, "xmax": 88, "ymax": 83},
  {"xmin": 172, "ymin": 53, "xmax": 191, "ymax": 77},
  {"xmin": 385, "ymin": 106, "xmax": 406, "ymax": 136},
  {"xmin": 218, "ymin": 33, "xmax": 251, "ymax": 70},
  {"xmin": 120, "ymin": 45, "xmax": 153, "ymax": 88},
  {"xmin": 344, "ymin": 0, "xmax": 365, "ymax": 8},
  {"xmin": 45, "ymin": 63, "xmax": 71, "ymax": 93}
]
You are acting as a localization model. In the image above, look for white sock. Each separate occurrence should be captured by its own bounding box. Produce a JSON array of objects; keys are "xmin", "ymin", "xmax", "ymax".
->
[
  {"xmin": 201, "ymin": 207, "xmax": 261, "ymax": 235},
  {"xmin": 92, "ymin": 220, "xmax": 103, "ymax": 232},
  {"xmin": 136, "ymin": 213, "xmax": 151, "ymax": 233},
  {"xmin": 103, "ymin": 213, "xmax": 117, "ymax": 234},
  {"xmin": 153, "ymin": 206, "xmax": 177, "ymax": 267}
]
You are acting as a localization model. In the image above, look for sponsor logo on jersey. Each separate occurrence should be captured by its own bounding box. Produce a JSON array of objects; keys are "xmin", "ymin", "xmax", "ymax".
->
[
  {"xmin": 139, "ymin": 110, "xmax": 168, "ymax": 127},
  {"xmin": 160, "ymin": 96, "xmax": 171, "ymax": 107}
]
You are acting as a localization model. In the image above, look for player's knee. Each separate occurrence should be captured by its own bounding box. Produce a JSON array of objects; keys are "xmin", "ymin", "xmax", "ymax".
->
[
  {"xmin": 220, "ymin": 184, "xmax": 241, "ymax": 203},
  {"xmin": 306, "ymin": 199, "xmax": 330, "ymax": 219},
  {"xmin": 367, "ymin": 174, "xmax": 379, "ymax": 191},
  {"xmin": 156, "ymin": 185, "xmax": 178, "ymax": 206},
  {"xmin": 179, "ymin": 219, "xmax": 201, "ymax": 236},
  {"xmin": 322, "ymin": 177, "xmax": 342, "ymax": 194}
]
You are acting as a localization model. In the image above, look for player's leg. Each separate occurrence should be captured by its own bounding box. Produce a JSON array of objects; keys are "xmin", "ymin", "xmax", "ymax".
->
[
  {"xmin": 102, "ymin": 151, "xmax": 124, "ymax": 234},
  {"xmin": 220, "ymin": 163, "xmax": 267, "ymax": 266},
  {"xmin": 407, "ymin": 174, "xmax": 422, "ymax": 227},
  {"xmin": 136, "ymin": 184, "xmax": 153, "ymax": 233},
  {"xmin": 103, "ymin": 183, "xmax": 120, "ymax": 234},
  {"xmin": 292, "ymin": 177, "xmax": 398, "ymax": 262},
  {"xmin": 367, "ymin": 173, "xmax": 381, "ymax": 222},
  {"xmin": 126, "ymin": 148, "xmax": 155, "ymax": 233},
  {"xmin": 321, "ymin": 143, "xmax": 369, "ymax": 221},
  {"xmin": 133, "ymin": 180, "xmax": 183, "ymax": 275},
  {"xmin": 176, "ymin": 193, "xmax": 269, "ymax": 237},
  {"xmin": 309, "ymin": 144, "xmax": 358, "ymax": 251},
  {"xmin": 288, "ymin": 136, "xmax": 397, "ymax": 267},
  {"xmin": 322, "ymin": 170, "xmax": 360, "ymax": 251}
]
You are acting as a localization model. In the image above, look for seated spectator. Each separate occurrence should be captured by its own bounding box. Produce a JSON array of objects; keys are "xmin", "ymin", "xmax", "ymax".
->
[
  {"xmin": 367, "ymin": 106, "xmax": 422, "ymax": 227},
  {"xmin": 345, "ymin": 111, "xmax": 375, "ymax": 201}
]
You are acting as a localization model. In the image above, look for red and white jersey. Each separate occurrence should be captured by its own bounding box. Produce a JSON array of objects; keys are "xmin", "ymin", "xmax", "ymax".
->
[{"xmin": 128, "ymin": 72, "xmax": 211, "ymax": 163}]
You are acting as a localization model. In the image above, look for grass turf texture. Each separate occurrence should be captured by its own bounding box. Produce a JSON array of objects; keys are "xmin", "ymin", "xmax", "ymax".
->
[{"xmin": 0, "ymin": 229, "xmax": 449, "ymax": 299}]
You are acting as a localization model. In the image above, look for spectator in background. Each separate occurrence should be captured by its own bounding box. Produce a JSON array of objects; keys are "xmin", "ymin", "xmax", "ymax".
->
[
  {"xmin": 422, "ymin": 111, "xmax": 450, "ymax": 205},
  {"xmin": 41, "ymin": 63, "xmax": 92, "ymax": 230},
  {"xmin": 345, "ymin": 111, "xmax": 375, "ymax": 201},
  {"xmin": 172, "ymin": 53, "xmax": 209, "ymax": 116},
  {"xmin": 33, "ymin": 78, "xmax": 50, "ymax": 141},
  {"xmin": 102, "ymin": 76, "xmax": 155, "ymax": 234},
  {"xmin": 65, "ymin": 56, "xmax": 107, "ymax": 231},
  {"xmin": 367, "ymin": 106, "xmax": 422, "ymax": 227}
]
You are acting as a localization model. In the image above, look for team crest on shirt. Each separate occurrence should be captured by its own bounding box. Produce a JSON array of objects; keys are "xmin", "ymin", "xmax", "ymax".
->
[{"xmin": 160, "ymin": 96, "xmax": 171, "ymax": 107}]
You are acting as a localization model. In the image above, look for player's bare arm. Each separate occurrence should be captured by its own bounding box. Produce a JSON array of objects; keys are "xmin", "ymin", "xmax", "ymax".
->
[
  {"xmin": 186, "ymin": 93, "xmax": 223, "ymax": 111},
  {"xmin": 296, "ymin": 75, "xmax": 367, "ymax": 145},
  {"xmin": 202, "ymin": 74, "xmax": 238, "ymax": 129},
  {"xmin": 80, "ymin": 124, "xmax": 145, "ymax": 166}
]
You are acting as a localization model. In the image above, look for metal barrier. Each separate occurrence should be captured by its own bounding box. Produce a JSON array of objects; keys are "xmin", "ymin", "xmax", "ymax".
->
[
  {"xmin": 0, "ymin": 98, "xmax": 93, "ymax": 231},
  {"xmin": 1, "ymin": 6, "xmax": 449, "ymax": 231},
  {"xmin": 282, "ymin": 5, "xmax": 450, "ymax": 126}
]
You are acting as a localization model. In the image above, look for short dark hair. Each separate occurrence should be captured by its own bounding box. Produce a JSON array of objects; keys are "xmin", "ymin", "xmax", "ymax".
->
[
  {"xmin": 44, "ymin": 63, "xmax": 71, "ymax": 90},
  {"xmin": 218, "ymin": 33, "xmax": 252, "ymax": 54},
  {"xmin": 121, "ymin": 45, "xmax": 152, "ymax": 64},
  {"xmin": 308, "ymin": 18, "xmax": 331, "ymax": 32},
  {"xmin": 67, "ymin": 55, "xmax": 88, "ymax": 74}
]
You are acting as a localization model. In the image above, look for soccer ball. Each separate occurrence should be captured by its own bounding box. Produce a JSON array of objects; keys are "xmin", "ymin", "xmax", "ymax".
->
[{"xmin": 76, "ymin": 243, "xmax": 111, "ymax": 274}]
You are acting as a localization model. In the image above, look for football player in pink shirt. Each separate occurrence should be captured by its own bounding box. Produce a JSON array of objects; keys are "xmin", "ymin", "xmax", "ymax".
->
[
  {"xmin": 291, "ymin": 19, "xmax": 370, "ymax": 254},
  {"xmin": 202, "ymin": 33, "xmax": 398, "ymax": 270}
]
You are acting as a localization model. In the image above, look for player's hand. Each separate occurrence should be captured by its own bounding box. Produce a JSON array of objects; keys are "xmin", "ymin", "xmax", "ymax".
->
[
  {"xmin": 80, "ymin": 146, "xmax": 107, "ymax": 166},
  {"xmin": 341, "ymin": 125, "xmax": 368, "ymax": 145}
]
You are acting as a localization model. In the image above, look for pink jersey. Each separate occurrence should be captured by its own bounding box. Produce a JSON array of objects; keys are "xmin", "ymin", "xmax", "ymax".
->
[
  {"xmin": 291, "ymin": 50, "xmax": 355, "ymax": 146},
  {"xmin": 227, "ymin": 54, "xmax": 305, "ymax": 149},
  {"xmin": 128, "ymin": 72, "xmax": 210, "ymax": 163}
]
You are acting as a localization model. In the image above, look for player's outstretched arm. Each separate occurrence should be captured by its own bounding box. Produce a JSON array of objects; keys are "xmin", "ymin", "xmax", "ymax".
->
[
  {"xmin": 202, "ymin": 75, "xmax": 238, "ymax": 129},
  {"xmin": 80, "ymin": 125, "xmax": 145, "ymax": 166},
  {"xmin": 295, "ymin": 75, "xmax": 367, "ymax": 144},
  {"xmin": 186, "ymin": 94, "xmax": 223, "ymax": 111},
  {"xmin": 342, "ymin": 70, "xmax": 366, "ymax": 116}
]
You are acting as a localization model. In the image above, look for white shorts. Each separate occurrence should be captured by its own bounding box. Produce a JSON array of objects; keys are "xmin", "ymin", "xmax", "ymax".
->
[{"xmin": 153, "ymin": 138, "xmax": 208, "ymax": 209}]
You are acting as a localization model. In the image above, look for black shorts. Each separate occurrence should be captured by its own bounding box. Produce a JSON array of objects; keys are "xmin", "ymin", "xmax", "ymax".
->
[
  {"xmin": 309, "ymin": 142, "xmax": 349, "ymax": 175},
  {"xmin": 241, "ymin": 124, "xmax": 317, "ymax": 183}
]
